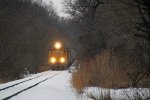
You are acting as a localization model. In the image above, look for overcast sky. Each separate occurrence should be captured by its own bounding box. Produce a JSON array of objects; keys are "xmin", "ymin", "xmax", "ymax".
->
[{"xmin": 43, "ymin": 0, "xmax": 68, "ymax": 17}]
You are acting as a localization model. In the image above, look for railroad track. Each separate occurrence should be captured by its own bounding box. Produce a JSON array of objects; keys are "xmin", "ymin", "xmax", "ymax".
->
[
  {"xmin": 0, "ymin": 71, "xmax": 60, "ymax": 100},
  {"xmin": 0, "ymin": 72, "xmax": 50, "ymax": 91}
]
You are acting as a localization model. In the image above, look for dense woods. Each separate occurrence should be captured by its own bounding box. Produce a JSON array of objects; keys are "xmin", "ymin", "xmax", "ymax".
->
[
  {"xmin": 0, "ymin": 0, "xmax": 74, "ymax": 82},
  {"xmin": 64, "ymin": 0, "xmax": 150, "ymax": 91},
  {"xmin": 0, "ymin": 0, "xmax": 52, "ymax": 82}
]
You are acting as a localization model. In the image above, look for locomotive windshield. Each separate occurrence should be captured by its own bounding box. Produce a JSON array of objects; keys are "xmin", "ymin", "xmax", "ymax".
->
[{"xmin": 52, "ymin": 51, "xmax": 63, "ymax": 56}]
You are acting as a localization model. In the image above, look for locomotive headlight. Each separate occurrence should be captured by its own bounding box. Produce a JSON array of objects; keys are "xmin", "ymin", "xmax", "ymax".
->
[
  {"xmin": 54, "ymin": 42, "xmax": 62, "ymax": 50},
  {"xmin": 49, "ymin": 57, "xmax": 56, "ymax": 64},
  {"xmin": 60, "ymin": 57, "xmax": 65, "ymax": 63}
]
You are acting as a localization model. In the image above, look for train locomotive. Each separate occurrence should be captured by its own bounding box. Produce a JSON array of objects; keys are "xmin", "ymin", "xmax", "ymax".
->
[{"xmin": 48, "ymin": 42, "xmax": 72, "ymax": 70}]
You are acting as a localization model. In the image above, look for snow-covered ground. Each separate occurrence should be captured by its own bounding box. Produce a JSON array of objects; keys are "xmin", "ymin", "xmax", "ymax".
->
[
  {"xmin": 0, "ymin": 69, "xmax": 149, "ymax": 100},
  {"xmin": 84, "ymin": 87, "xmax": 150, "ymax": 100},
  {"xmin": 0, "ymin": 70, "xmax": 89, "ymax": 100}
]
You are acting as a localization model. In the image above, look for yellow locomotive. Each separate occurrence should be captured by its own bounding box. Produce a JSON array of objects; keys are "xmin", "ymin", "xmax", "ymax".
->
[{"xmin": 48, "ymin": 42, "xmax": 72, "ymax": 70}]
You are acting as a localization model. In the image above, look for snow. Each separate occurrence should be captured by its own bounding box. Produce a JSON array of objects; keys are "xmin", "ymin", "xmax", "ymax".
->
[
  {"xmin": 84, "ymin": 87, "xmax": 150, "ymax": 100},
  {"xmin": 0, "ymin": 69, "xmax": 149, "ymax": 100},
  {"xmin": 0, "ymin": 71, "xmax": 50, "ymax": 88},
  {"xmin": 0, "ymin": 71, "xmax": 57, "ymax": 99},
  {"xmin": 0, "ymin": 70, "xmax": 90, "ymax": 100}
]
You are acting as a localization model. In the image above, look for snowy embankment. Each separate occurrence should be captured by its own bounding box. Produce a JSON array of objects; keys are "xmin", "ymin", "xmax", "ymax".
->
[{"xmin": 0, "ymin": 70, "xmax": 89, "ymax": 100}]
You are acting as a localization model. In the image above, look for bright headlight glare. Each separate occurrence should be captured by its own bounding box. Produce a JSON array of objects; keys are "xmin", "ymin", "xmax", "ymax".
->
[
  {"xmin": 60, "ymin": 57, "xmax": 65, "ymax": 63},
  {"xmin": 54, "ymin": 42, "xmax": 62, "ymax": 49},
  {"xmin": 50, "ymin": 57, "xmax": 56, "ymax": 63}
]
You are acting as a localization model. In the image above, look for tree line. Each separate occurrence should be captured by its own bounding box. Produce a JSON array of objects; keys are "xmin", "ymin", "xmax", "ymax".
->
[
  {"xmin": 0, "ymin": 0, "xmax": 73, "ymax": 82},
  {"xmin": 65, "ymin": 0, "xmax": 150, "ymax": 88}
]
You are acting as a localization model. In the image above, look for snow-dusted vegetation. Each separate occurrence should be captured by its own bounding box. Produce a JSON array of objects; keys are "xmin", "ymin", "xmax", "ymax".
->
[{"xmin": 84, "ymin": 87, "xmax": 150, "ymax": 100}]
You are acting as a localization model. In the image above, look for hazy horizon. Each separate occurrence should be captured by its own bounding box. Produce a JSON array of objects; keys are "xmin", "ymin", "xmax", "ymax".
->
[{"xmin": 43, "ymin": 0, "xmax": 68, "ymax": 17}]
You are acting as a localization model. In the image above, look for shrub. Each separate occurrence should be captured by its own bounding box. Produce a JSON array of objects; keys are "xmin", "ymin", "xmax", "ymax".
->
[{"xmin": 71, "ymin": 49, "xmax": 138, "ymax": 93}]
